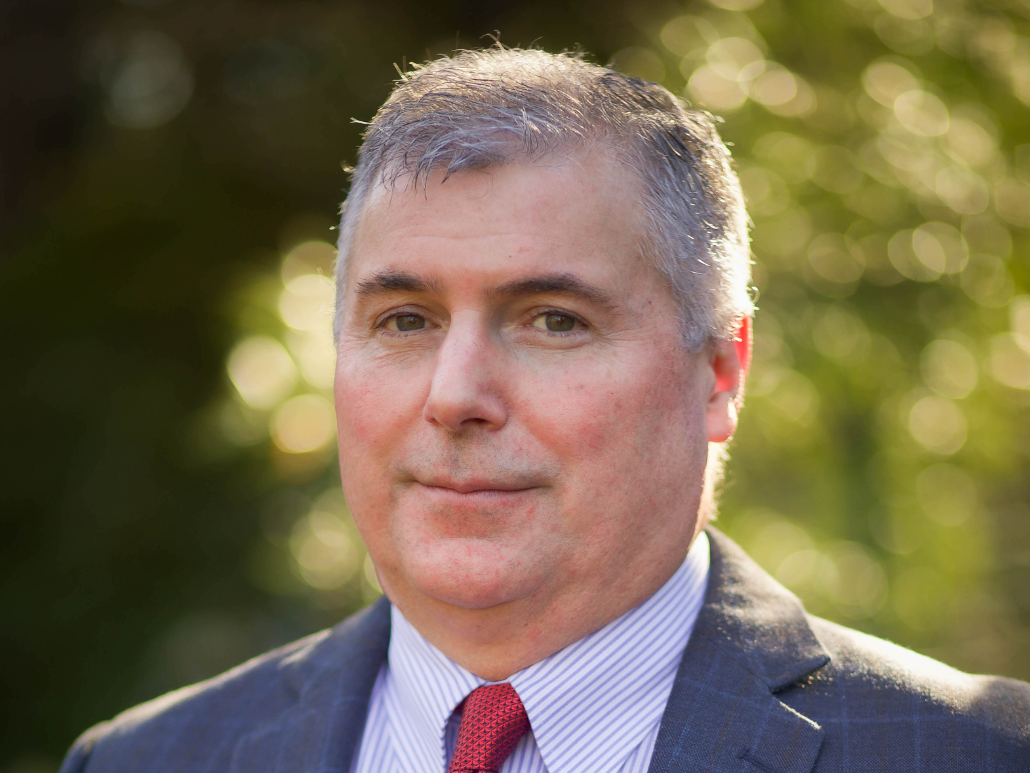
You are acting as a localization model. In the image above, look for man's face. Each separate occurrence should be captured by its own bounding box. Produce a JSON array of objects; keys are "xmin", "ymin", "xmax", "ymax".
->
[{"xmin": 335, "ymin": 154, "xmax": 725, "ymax": 623}]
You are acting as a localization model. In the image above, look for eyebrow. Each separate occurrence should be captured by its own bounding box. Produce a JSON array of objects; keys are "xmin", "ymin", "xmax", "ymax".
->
[
  {"xmin": 490, "ymin": 274, "xmax": 616, "ymax": 309},
  {"xmin": 353, "ymin": 269, "xmax": 615, "ymax": 309},
  {"xmin": 354, "ymin": 270, "xmax": 440, "ymax": 297}
]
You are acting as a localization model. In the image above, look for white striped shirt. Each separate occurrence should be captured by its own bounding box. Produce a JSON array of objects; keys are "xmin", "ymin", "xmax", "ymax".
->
[{"xmin": 350, "ymin": 531, "xmax": 710, "ymax": 773}]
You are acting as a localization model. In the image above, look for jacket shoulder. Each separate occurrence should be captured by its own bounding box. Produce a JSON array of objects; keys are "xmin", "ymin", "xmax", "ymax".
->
[
  {"xmin": 60, "ymin": 598, "xmax": 391, "ymax": 773},
  {"xmin": 794, "ymin": 616, "xmax": 1030, "ymax": 745},
  {"xmin": 60, "ymin": 629, "xmax": 330, "ymax": 773},
  {"xmin": 686, "ymin": 529, "xmax": 1028, "ymax": 770}
]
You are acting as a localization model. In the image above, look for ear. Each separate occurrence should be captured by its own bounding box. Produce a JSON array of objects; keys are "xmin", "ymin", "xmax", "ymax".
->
[{"xmin": 706, "ymin": 317, "xmax": 752, "ymax": 444}]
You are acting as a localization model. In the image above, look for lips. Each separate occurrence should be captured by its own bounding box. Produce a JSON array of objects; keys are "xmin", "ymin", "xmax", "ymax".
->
[
  {"xmin": 416, "ymin": 479, "xmax": 537, "ymax": 495},
  {"xmin": 397, "ymin": 459, "xmax": 551, "ymax": 498}
]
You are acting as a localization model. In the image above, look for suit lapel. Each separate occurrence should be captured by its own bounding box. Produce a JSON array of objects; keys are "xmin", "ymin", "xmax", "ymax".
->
[
  {"xmin": 648, "ymin": 529, "xmax": 830, "ymax": 773},
  {"xmin": 229, "ymin": 597, "xmax": 391, "ymax": 773}
]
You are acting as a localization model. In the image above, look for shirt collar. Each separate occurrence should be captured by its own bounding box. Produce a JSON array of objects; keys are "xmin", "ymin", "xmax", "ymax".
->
[
  {"xmin": 385, "ymin": 607, "xmax": 480, "ymax": 771},
  {"xmin": 386, "ymin": 532, "xmax": 710, "ymax": 773}
]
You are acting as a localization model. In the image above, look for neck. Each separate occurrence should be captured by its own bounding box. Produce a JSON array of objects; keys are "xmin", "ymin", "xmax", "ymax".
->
[{"xmin": 384, "ymin": 535, "xmax": 698, "ymax": 681}]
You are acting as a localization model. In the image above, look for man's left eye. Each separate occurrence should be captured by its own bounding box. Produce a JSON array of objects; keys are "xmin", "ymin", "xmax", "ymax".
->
[
  {"xmin": 384, "ymin": 314, "xmax": 426, "ymax": 332},
  {"xmin": 532, "ymin": 313, "xmax": 578, "ymax": 333}
]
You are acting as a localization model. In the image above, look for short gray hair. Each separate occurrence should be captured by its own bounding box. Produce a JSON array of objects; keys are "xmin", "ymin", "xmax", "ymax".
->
[{"xmin": 334, "ymin": 47, "xmax": 753, "ymax": 350}]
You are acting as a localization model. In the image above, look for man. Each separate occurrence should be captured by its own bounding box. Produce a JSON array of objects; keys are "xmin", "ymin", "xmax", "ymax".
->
[{"xmin": 62, "ymin": 47, "xmax": 1028, "ymax": 773}]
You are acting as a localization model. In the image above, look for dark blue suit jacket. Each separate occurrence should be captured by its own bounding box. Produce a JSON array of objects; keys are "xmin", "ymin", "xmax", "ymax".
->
[{"xmin": 60, "ymin": 529, "xmax": 1030, "ymax": 772}]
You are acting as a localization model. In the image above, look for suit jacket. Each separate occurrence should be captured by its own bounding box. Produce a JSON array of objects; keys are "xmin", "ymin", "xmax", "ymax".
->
[{"xmin": 60, "ymin": 529, "xmax": 1030, "ymax": 772}]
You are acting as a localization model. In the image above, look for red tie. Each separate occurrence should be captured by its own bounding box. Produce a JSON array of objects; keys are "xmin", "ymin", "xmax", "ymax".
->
[{"xmin": 447, "ymin": 683, "xmax": 530, "ymax": 773}]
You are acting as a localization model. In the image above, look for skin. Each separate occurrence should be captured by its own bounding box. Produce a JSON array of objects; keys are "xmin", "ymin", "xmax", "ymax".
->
[{"xmin": 335, "ymin": 152, "xmax": 749, "ymax": 681}]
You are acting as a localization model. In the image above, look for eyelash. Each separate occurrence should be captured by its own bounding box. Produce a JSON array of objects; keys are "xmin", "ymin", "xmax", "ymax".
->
[{"xmin": 373, "ymin": 308, "xmax": 589, "ymax": 335}]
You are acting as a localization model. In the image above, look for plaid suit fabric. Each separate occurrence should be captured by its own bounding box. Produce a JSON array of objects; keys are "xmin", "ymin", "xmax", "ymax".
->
[
  {"xmin": 61, "ymin": 529, "xmax": 1030, "ymax": 773},
  {"xmin": 59, "ymin": 609, "xmax": 388, "ymax": 773}
]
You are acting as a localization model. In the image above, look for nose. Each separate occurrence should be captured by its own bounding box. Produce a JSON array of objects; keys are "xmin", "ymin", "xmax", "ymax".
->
[{"xmin": 423, "ymin": 316, "xmax": 508, "ymax": 432}]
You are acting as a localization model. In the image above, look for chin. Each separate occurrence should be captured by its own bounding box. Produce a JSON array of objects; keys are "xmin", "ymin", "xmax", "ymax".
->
[{"xmin": 401, "ymin": 540, "xmax": 547, "ymax": 611}]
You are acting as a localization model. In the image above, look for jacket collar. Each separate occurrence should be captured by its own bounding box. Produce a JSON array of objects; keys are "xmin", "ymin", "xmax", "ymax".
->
[
  {"xmin": 647, "ymin": 528, "xmax": 831, "ymax": 773},
  {"xmin": 230, "ymin": 528, "xmax": 831, "ymax": 773}
]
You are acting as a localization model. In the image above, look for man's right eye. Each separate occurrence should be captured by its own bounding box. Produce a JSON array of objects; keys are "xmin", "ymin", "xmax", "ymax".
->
[{"xmin": 384, "ymin": 314, "xmax": 426, "ymax": 332}]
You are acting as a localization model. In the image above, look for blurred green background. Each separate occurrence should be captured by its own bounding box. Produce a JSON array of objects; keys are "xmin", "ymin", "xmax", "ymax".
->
[{"xmin": 3, "ymin": 0, "xmax": 1030, "ymax": 769}]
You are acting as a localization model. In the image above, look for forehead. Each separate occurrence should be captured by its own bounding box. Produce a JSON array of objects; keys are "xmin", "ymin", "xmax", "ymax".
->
[{"xmin": 346, "ymin": 154, "xmax": 655, "ymax": 292}]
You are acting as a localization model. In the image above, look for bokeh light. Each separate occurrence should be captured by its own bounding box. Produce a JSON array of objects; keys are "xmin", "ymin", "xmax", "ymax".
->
[
  {"xmin": 907, "ymin": 394, "xmax": 967, "ymax": 455},
  {"xmin": 271, "ymin": 394, "xmax": 336, "ymax": 454},
  {"xmin": 95, "ymin": 30, "xmax": 194, "ymax": 129},
  {"xmin": 290, "ymin": 509, "xmax": 360, "ymax": 590},
  {"xmin": 224, "ymin": 239, "xmax": 340, "ymax": 465},
  {"xmin": 227, "ymin": 337, "xmax": 298, "ymax": 410}
]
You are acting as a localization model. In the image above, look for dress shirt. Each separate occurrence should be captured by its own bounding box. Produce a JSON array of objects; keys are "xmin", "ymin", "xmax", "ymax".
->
[{"xmin": 350, "ymin": 531, "xmax": 710, "ymax": 773}]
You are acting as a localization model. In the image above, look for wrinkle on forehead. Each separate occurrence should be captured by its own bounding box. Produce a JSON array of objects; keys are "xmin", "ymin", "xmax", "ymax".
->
[
  {"xmin": 361, "ymin": 142, "xmax": 640, "ymax": 221},
  {"xmin": 354, "ymin": 154, "xmax": 649, "ymax": 261},
  {"xmin": 339, "ymin": 152, "xmax": 667, "ymax": 332}
]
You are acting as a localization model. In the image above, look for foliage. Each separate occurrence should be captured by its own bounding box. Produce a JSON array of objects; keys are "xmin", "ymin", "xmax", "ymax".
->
[{"xmin": 646, "ymin": 0, "xmax": 1030, "ymax": 678}]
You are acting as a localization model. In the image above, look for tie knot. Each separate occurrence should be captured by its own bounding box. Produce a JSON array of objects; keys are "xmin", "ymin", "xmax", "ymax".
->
[{"xmin": 448, "ymin": 683, "xmax": 530, "ymax": 773}]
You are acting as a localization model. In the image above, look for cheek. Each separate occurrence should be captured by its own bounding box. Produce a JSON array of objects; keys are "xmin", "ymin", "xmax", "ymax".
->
[
  {"xmin": 335, "ymin": 379, "xmax": 388, "ymax": 450},
  {"xmin": 523, "ymin": 350, "xmax": 707, "ymax": 537},
  {"xmin": 333, "ymin": 357, "xmax": 425, "ymax": 501},
  {"xmin": 334, "ymin": 370, "xmax": 411, "ymax": 563},
  {"xmin": 336, "ymin": 351, "xmax": 425, "ymax": 444},
  {"xmin": 530, "ymin": 352, "xmax": 701, "ymax": 460}
]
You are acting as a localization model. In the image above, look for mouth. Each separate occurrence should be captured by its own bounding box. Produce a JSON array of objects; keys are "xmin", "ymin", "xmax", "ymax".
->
[
  {"xmin": 416, "ymin": 480, "xmax": 539, "ymax": 496},
  {"xmin": 416, "ymin": 484, "xmax": 539, "ymax": 496}
]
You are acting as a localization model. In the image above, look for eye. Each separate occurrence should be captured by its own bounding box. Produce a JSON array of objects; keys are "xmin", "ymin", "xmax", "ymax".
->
[
  {"xmin": 531, "ymin": 312, "xmax": 579, "ymax": 333},
  {"xmin": 383, "ymin": 313, "xmax": 426, "ymax": 332}
]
